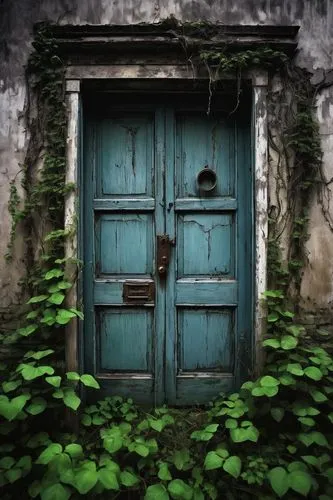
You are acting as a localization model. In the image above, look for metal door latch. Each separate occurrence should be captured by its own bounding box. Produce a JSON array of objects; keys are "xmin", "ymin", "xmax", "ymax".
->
[{"xmin": 157, "ymin": 234, "xmax": 174, "ymax": 277}]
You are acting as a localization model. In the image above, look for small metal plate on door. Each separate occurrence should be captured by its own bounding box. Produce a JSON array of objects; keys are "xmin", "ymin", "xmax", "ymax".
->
[{"xmin": 123, "ymin": 282, "xmax": 155, "ymax": 304}]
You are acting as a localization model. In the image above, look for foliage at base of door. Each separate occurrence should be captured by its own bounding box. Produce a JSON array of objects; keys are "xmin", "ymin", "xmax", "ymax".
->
[
  {"xmin": 1, "ymin": 298, "xmax": 333, "ymax": 499},
  {"xmin": 2, "ymin": 21, "xmax": 333, "ymax": 500}
]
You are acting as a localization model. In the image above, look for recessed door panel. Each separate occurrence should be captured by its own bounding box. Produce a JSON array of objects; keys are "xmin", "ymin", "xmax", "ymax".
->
[
  {"xmin": 177, "ymin": 213, "xmax": 235, "ymax": 277},
  {"xmin": 95, "ymin": 214, "xmax": 153, "ymax": 276},
  {"xmin": 96, "ymin": 114, "xmax": 154, "ymax": 197},
  {"xmin": 98, "ymin": 308, "xmax": 153, "ymax": 372},
  {"xmin": 178, "ymin": 308, "xmax": 235, "ymax": 372}
]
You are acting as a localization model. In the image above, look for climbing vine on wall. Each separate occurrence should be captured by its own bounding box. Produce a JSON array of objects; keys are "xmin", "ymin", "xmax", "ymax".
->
[{"xmin": 1, "ymin": 21, "xmax": 333, "ymax": 500}]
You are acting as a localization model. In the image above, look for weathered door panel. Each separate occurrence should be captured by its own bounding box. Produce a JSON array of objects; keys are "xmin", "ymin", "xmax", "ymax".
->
[
  {"xmin": 84, "ymin": 111, "xmax": 164, "ymax": 404},
  {"xmin": 165, "ymin": 110, "xmax": 252, "ymax": 405},
  {"xmin": 83, "ymin": 98, "xmax": 252, "ymax": 405}
]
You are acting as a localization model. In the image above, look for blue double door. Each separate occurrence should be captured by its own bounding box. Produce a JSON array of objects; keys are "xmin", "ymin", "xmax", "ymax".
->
[{"xmin": 83, "ymin": 94, "xmax": 253, "ymax": 405}]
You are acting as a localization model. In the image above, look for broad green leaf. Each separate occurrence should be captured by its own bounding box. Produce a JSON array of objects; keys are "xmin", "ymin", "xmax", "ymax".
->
[
  {"xmin": 48, "ymin": 293, "xmax": 65, "ymax": 305},
  {"xmin": 26, "ymin": 310, "xmax": 39, "ymax": 319},
  {"xmin": 271, "ymin": 407, "xmax": 285, "ymax": 422},
  {"xmin": 268, "ymin": 313, "xmax": 279, "ymax": 322},
  {"xmin": 26, "ymin": 432, "xmax": 50, "ymax": 449},
  {"xmin": 41, "ymin": 483, "xmax": 70, "ymax": 500},
  {"xmin": 5, "ymin": 468, "xmax": 22, "ymax": 483},
  {"xmin": 281, "ymin": 335, "xmax": 298, "ymax": 350},
  {"xmin": 66, "ymin": 371, "xmax": 80, "ymax": 381},
  {"xmin": 149, "ymin": 418, "xmax": 165, "ymax": 432},
  {"xmin": 120, "ymin": 470, "xmax": 140, "ymax": 487},
  {"xmin": 279, "ymin": 374, "xmax": 295, "ymax": 386},
  {"xmin": 310, "ymin": 389, "xmax": 328, "ymax": 403},
  {"xmin": 204, "ymin": 451, "xmax": 224, "ymax": 470},
  {"xmin": 52, "ymin": 390, "xmax": 64, "ymax": 399},
  {"xmin": 263, "ymin": 339, "xmax": 280, "ymax": 348},
  {"xmin": 16, "ymin": 455, "xmax": 31, "ymax": 472},
  {"xmin": 301, "ymin": 455, "xmax": 319, "ymax": 467},
  {"xmin": 260, "ymin": 375, "xmax": 279, "ymax": 387},
  {"xmin": 44, "ymin": 269, "xmax": 64, "ymax": 280},
  {"xmin": 36, "ymin": 443, "xmax": 62, "ymax": 464},
  {"xmin": 304, "ymin": 366, "xmax": 322, "ymax": 381},
  {"xmin": 287, "ymin": 363, "xmax": 304, "ymax": 376},
  {"xmin": 18, "ymin": 325, "xmax": 38, "ymax": 337},
  {"xmin": 75, "ymin": 467, "xmax": 98, "ymax": 494},
  {"xmin": 287, "ymin": 461, "xmax": 308, "ymax": 472},
  {"xmin": 193, "ymin": 488, "xmax": 204, "ymax": 500},
  {"xmin": 103, "ymin": 435, "xmax": 123, "ymax": 454},
  {"xmin": 298, "ymin": 417, "xmax": 315, "ymax": 427},
  {"xmin": 225, "ymin": 418, "xmax": 238, "ymax": 429},
  {"xmin": 288, "ymin": 470, "xmax": 312, "ymax": 496},
  {"xmin": 0, "ymin": 394, "xmax": 30, "ymax": 421},
  {"xmin": 230, "ymin": 426, "xmax": 259, "ymax": 443},
  {"xmin": 63, "ymin": 389, "xmax": 81, "ymax": 411},
  {"xmin": 21, "ymin": 364, "xmax": 54, "ymax": 380},
  {"xmin": 69, "ymin": 308, "xmax": 84, "ymax": 320},
  {"xmin": 173, "ymin": 449, "xmax": 191, "ymax": 470},
  {"xmin": 64, "ymin": 444, "xmax": 83, "ymax": 458},
  {"xmin": 223, "ymin": 456, "xmax": 241, "ymax": 478},
  {"xmin": 251, "ymin": 387, "xmax": 265, "ymax": 396},
  {"xmin": 2, "ymin": 381, "xmax": 21, "ymax": 393},
  {"xmin": 26, "ymin": 397, "xmax": 47, "ymax": 415},
  {"xmin": 27, "ymin": 295, "xmax": 48, "ymax": 304},
  {"xmin": 81, "ymin": 414, "xmax": 92, "ymax": 426},
  {"xmin": 98, "ymin": 468, "xmax": 119, "ymax": 490},
  {"xmin": 145, "ymin": 484, "xmax": 170, "ymax": 500},
  {"xmin": 129, "ymin": 442, "xmax": 149, "ymax": 457},
  {"xmin": 0, "ymin": 456, "xmax": 15, "ymax": 469},
  {"xmin": 56, "ymin": 309, "xmax": 76, "ymax": 325},
  {"xmin": 268, "ymin": 467, "xmax": 289, "ymax": 497},
  {"xmin": 158, "ymin": 463, "xmax": 172, "ymax": 480},
  {"xmin": 29, "ymin": 349, "xmax": 54, "ymax": 360},
  {"xmin": 45, "ymin": 376, "xmax": 61, "ymax": 388},
  {"xmin": 57, "ymin": 281, "xmax": 72, "ymax": 290},
  {"xmin": 263, "ymin": 386, "xmax": 279, "ymax": 397},
  {"xmin": 168, "ymin": 479, "xmax": 193, "ymax": 500},
  {"xmin": 205, "ymin": 424, "xmax": 219, "ymax": 432},
  {"xmin": 28, "ymin": 480, "xmax": 41, "ymax": 498},
  {"xmin": 80, "ymin": 374, "xmax": 100, "ymax": 389}
]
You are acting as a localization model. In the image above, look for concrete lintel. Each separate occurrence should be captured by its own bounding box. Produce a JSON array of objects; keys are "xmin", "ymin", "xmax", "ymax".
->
[{"xmin": 66, "ymin": 79, "xmax": 81, "ymax": 93}]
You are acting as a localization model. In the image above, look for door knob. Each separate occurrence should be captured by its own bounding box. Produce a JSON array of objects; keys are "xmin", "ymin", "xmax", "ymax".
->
[{"xmin": 157, "ymin": 234, "xmax": 173, "ymax": 278}]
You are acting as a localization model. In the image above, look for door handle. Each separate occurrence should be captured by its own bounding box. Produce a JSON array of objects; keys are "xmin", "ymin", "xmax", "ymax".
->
[{"xmin": 157, "ymin": 234, "xmax": 174, "ymax": 277}]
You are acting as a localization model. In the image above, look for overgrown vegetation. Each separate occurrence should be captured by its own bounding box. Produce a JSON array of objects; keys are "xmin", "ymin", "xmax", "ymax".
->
[{"xmin": 1, "ymin": 22, "xmax": 333, "ymax": 499}]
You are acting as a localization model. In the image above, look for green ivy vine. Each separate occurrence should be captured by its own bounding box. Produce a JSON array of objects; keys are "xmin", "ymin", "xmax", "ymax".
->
[{"xmin": 1, "ymin": 21, "xmax": 333, "ymax": 500}]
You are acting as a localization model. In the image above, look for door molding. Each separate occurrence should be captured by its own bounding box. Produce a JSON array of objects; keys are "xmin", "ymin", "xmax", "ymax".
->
[{"xmin": 65, "ymin": 69, "xmax": 268, "ymax": 385}]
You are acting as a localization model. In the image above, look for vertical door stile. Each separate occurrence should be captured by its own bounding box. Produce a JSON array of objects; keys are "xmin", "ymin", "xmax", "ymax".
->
[
  {"xmin": 154, "ymin": 108, "xmax": 166, "ymax": 405},
  {"xmin": 165, "ymin": 108, "xmax": 176, "ymax": 404},
  {"xmin": 237, "ymin": 117, "xmax": 253, "ymax": 385},
  {"xmin": 83, "ymin": 119, "xmax": 96, "ymax": 377}
]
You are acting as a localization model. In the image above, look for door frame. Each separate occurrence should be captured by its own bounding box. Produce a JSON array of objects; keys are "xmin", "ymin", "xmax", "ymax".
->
[{"xmin": 64, "ymin": 69, "xmax": 269, "ymax": 387}]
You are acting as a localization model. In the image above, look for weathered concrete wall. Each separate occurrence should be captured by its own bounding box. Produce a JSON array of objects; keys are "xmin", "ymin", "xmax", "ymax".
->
[{"xmin": 1, "ymin": 0, "xmax": 333, "ymax": 325}]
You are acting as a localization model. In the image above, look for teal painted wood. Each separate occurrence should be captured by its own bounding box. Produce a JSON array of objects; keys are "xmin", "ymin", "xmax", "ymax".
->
[
  {"xmin": 83, "ymin": 98, "xmax": 253, "ymax": 406},
  {"xmin": 99, "ymin": 308, "xmax": 153, "ymax": 372},
  {"xmin": 83, "ymin": 110, "xmax": 159, "ymax": 404}
]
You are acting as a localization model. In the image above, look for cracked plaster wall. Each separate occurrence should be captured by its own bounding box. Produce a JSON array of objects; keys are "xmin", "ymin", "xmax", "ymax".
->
[{"xmin": 0, "ymin": 0, "xmax": 333, "ymax": 323}]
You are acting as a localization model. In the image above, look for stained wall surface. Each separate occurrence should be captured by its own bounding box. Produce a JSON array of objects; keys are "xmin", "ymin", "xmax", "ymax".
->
[{"xmin": 0, "ymin": 0, "xmax": 333, "ymax": 327}]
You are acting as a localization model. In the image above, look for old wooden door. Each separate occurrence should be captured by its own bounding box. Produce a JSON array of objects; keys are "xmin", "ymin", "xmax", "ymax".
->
[{"xmin": 83, "ymin": 94, "xmax": 253, "ymax": 405}]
